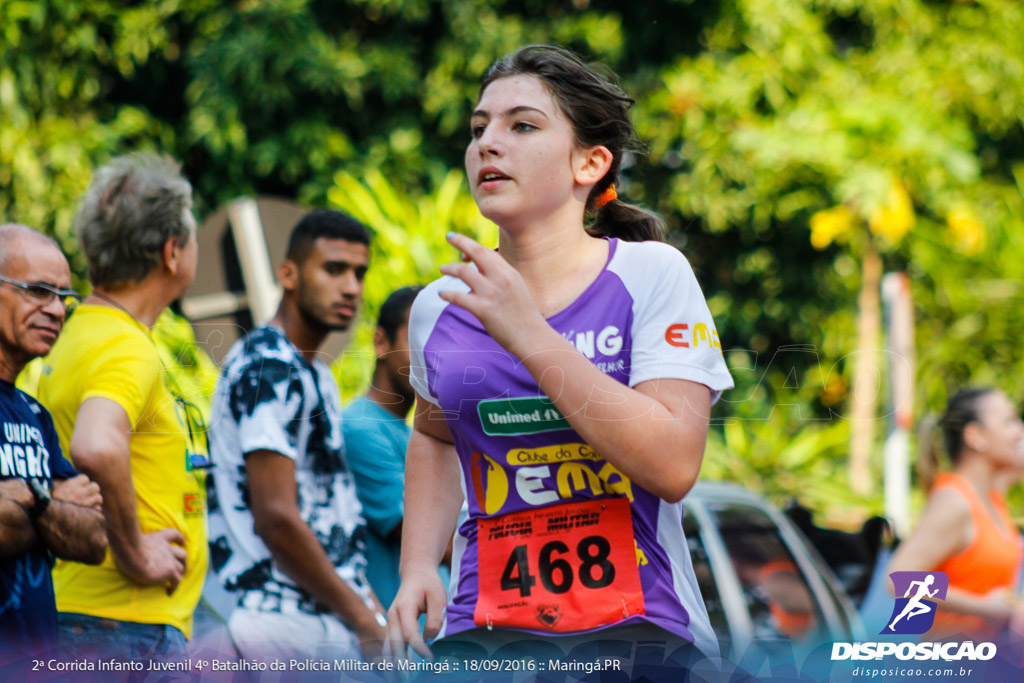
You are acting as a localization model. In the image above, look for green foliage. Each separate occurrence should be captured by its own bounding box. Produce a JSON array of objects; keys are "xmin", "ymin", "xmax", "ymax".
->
[
  {"xmin": 706, "ymin": 347, "xmax": 878, "ymax": 520},
  {"xmin": 636, "ymin": 0, "xmax": 1024, "ymax": 510},
  {"xmin": 4, "ymin": 0, "xmax": 1024, "ymax": 517},
  {"xmin": 152, "ymin": 308, "xmax": 220, "ymax": 421},
  {"xmin": 325, "ymin": 169, "xmax": 496, "ymax": 401},
  {"xmin": 705, "ymin": 416, "xmax": 867, "ymax": 518},
  {"xmin": 179, "ymin": 0, "xmax": 631, "ymax": 211},
  {"xmin": 0, "ymin": 0, "xmax": 190, "ymax": 281}
]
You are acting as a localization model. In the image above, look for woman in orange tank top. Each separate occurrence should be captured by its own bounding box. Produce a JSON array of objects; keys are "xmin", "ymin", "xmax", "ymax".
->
[{"xmin": 887, "ymin": 388, "xmax": 1024, "ymax": 639}]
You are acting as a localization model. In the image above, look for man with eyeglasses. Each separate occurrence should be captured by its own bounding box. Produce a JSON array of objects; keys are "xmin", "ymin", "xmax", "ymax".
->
[{"xmin": 0, "ymin": 224, "xmax": 107, "ymax": 665}]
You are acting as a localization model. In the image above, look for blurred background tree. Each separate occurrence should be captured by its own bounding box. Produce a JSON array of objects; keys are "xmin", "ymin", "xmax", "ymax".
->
[{"xmin": 2, "ymin": 0, "xmax": 1023, "ymax": 520}]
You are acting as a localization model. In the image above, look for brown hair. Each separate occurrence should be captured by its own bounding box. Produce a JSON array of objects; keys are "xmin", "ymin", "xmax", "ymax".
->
[
  {"xmin": 916, "ymin": 387, "xmax": 996, "ymax": 490},
  {"xmin": 481, "ymin": 45, "xmax": 665, "ymax": 243}
]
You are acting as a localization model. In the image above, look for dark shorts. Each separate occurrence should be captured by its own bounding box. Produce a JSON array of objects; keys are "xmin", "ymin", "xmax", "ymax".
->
[{"xmin": 430, "ymin": 624, "xmax": 709, "ymax": 682}]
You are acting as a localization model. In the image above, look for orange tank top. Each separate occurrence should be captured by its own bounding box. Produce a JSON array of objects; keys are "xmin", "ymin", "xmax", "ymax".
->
[{"xmin": 929, "ymin": 473, "xmax": 1023, "ymax": 639}]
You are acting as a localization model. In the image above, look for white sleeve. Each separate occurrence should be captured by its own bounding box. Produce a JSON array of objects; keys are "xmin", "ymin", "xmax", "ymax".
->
[
  {"xmin": 611, "ymin": 241, "xmax": 734, "ymax": 404},
  {"xmin": 407, "ymin": 277, "xmax": 460, "ymax": 407}
]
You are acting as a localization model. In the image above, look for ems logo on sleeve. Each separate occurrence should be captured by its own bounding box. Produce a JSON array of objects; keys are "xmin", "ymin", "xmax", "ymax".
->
[
  {"xmin": 664, "ymin": 323, "xmax": 722, "ymax": 349},
  {"xmin": 883, "ymin": 571, "xmax": 949, "ymax": 634}
]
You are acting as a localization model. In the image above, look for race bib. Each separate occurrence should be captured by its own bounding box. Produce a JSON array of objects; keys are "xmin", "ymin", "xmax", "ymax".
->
[{"xmin": 474, "ymin": 497, "xmax": 645, "ymax": 632}]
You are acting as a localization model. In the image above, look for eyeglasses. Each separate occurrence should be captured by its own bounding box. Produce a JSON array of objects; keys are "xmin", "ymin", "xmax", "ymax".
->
[{"xmin": 0, "ymin": 274, "xmax": 82, "ymax": 314}]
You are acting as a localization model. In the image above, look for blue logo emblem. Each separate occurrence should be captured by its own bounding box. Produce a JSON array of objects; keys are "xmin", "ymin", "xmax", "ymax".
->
[{"xmin": 883, "ymin": 571, "xmax": 949, "ymax": 634}]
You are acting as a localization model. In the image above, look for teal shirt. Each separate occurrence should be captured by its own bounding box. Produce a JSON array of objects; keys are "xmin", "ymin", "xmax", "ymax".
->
[{"xmin": 342, "ymin": 397, "xmax": 411, "ymax": 609}]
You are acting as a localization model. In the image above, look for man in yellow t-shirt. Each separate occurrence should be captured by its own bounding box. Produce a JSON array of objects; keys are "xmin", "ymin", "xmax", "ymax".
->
[{"xmin": 36, "ymin": 154, "xmax": 205, "ymax": 661}]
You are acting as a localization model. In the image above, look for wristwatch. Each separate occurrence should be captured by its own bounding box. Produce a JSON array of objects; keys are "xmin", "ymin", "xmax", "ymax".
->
[{"xmin": 26, "ymin": 479, "xmax": 52, "ymax": 520}]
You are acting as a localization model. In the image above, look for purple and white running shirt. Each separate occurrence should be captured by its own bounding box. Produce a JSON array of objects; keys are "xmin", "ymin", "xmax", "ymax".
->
[{"xmin": 408, "ymin": 238, "xmax": 733, "ymax": 654}]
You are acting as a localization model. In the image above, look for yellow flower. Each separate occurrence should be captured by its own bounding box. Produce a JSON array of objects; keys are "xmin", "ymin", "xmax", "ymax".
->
[
  {"xmin": 821, "ymin": 376, "xmax": 848, "ymax": 407},
  {"xmin": 869, "ymin": 180, "xmax": 914, "ymax": 243},
  {"xmin": 946, "ymin": 206, "xmax": 985, "ymax": 255},
  {"xmin": 810, "ymin": 205, "xmax": 855, "ymax": 249}
]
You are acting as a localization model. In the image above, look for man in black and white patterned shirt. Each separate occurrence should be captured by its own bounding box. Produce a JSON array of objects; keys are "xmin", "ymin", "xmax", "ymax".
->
[{"xmin": 207, "ymin": 210, "xmax": 386, "ymax": 661}]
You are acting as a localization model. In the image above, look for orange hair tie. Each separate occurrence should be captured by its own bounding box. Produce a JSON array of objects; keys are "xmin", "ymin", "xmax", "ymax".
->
[{"xmin": 595, "ymin": 184, "xmax": 617, "ymax": 208}]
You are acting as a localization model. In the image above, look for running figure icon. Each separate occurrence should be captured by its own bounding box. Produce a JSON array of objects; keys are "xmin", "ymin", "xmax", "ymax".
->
[{"xmin": 888, "ymin": 574, "xmax": 939, "ymax": 632}]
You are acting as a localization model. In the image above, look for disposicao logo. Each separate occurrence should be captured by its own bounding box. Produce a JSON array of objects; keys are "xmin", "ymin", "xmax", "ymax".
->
[
  {"xmin": 831, "ymin": 570, "xmax": 996, "ymax": 664},
  {"xmin": 883, "ymin": 571, "xmax": 949, "ymax": 635}
]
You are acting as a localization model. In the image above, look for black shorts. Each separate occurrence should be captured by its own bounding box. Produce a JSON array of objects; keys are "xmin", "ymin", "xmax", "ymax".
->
[{"xmin": 430, "ymin": 623, "xmax": 716, "ymax": 682}]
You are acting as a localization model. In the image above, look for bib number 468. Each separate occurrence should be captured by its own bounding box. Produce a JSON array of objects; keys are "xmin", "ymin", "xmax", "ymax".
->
[
  {"xmin": 500, "ymin": 535, "xmax": 615, "ymax": 597},
  {"xmin": 474, "ymin": 498, "xmax": 644, "ymax": 631}
]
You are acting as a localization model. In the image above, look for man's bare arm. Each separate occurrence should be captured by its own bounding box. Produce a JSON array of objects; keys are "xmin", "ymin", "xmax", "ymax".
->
[
  {"xmin": 0, "ymin": 479, "xmax": 38, "ymax": 555},
  {"xmin": 247, "ymin": 450, "xmax": 386, "ymax": 657},
  {"xmin": 70, "ymin": 397, "xmax": 186, "ymax": 593},
  {"xmin": 33, "ymin": 475, "xmax": 107, "ymax": 564},
  {"xmin": 1, "ymin": 476, "xmax": 107, "ymax": 562}
]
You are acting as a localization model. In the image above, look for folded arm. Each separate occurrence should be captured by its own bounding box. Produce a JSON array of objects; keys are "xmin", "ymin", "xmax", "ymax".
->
[
  {"xmin": 34, "ymin": 475, "xmax": 107, "ymax": 564},
  {"xmin": 0, "ymin": 476, "xmax": 107, "ymax": 563},
  {"xmin": 0, "ymin": 479, "xmax": 37, "ymax": 555}
]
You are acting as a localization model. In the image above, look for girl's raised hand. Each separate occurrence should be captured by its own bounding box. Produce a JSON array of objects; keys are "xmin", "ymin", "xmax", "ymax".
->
[{"xmin": 438, "ymin": 232, "xmax": 547, "ymax": 357}]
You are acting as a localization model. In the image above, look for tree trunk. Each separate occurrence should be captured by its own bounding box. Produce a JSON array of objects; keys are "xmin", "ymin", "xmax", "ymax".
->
[{"xmin": 850, "ymin": 244, "xmax": 882, "ymax": 495}]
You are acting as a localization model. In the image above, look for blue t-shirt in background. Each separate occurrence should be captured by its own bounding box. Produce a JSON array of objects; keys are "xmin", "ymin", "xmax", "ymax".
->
[
  {"xmin": 0, "ymin": 379, "xmax": 78, "ymax": 660},
  {"xmin": 342, "ymin": 397, "xmax": 412, "ymax": 609}
]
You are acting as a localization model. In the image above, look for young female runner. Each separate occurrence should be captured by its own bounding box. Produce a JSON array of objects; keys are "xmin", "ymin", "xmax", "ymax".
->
[
  {"xmin": 888, "ymin": 388, "xmax": 1024, "ymax": 639},
  {"xmin": 387, "ymin": 45, "xmax": 734, "ymax": 663}
]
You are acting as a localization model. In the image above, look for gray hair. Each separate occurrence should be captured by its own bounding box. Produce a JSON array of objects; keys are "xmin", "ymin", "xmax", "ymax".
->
[{"xmin": 75, "ymin": 154, "xmax": 193, "ymax": 288}]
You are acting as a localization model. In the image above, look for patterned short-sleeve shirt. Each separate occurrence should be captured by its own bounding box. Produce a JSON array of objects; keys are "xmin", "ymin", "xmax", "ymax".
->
[{"xmin": 207, "ymin": 325, "xmax": 371, "ymax": 606}]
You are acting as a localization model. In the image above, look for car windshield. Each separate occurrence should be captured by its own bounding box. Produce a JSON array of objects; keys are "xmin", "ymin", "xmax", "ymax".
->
[{"xmin": 707, "ymin": 502, "xmax": 826, "ymax": 644}]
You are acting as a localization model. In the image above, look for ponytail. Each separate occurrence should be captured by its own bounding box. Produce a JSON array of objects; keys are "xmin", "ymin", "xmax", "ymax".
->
[
  {"xmin": 915, "ymin": 413, "xmax": 943, "ymax": 491},
  {"xmin": 587, "ymin": 197, "xmax": 665, "ymax": 243}
]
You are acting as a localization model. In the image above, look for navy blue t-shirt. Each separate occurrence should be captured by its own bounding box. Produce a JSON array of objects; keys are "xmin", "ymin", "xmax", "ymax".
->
[{"xmin": 0, "ymin": 378, "xmax": 78, "ymax": 660}]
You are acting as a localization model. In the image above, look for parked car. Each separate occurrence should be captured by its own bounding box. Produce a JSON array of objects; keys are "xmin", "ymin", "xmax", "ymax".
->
[
  {"xmin": 683, "ymin": 482, "xmax": 867, "ymax": 659},
  {"xmin": 784, "ymin": 502, "xmax": 895, "ymax": 609}
]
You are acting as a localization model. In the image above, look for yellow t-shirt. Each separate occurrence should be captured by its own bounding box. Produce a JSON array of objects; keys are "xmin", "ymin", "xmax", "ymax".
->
[{"xmin": 37, "ymin": 305, "xmax": 208, "ymax": 638}]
